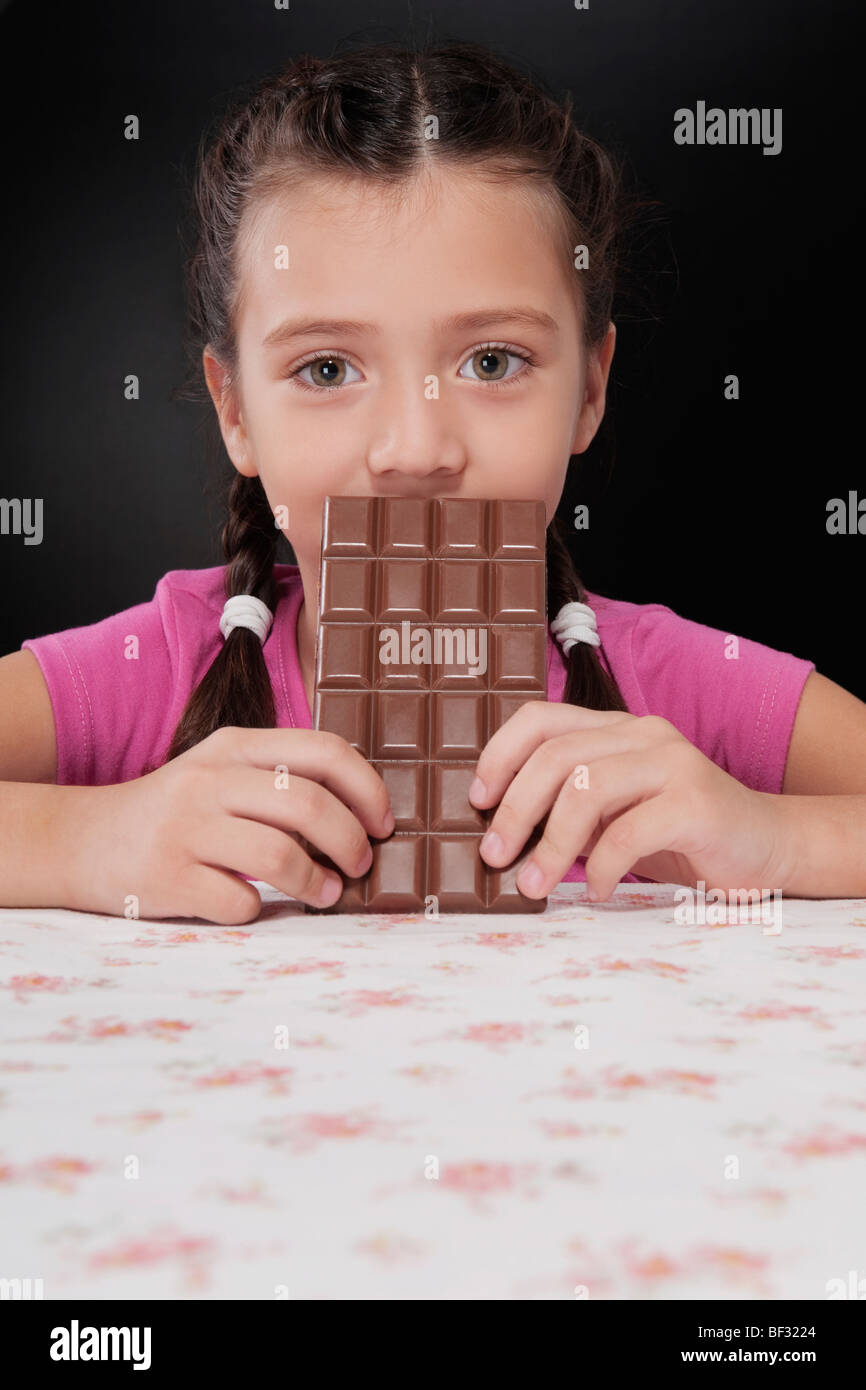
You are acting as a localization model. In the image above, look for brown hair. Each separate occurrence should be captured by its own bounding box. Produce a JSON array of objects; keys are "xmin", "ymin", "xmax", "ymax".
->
[{"xmin": 165, "ymin": 38, "xmax": 661, "ymax": 761}]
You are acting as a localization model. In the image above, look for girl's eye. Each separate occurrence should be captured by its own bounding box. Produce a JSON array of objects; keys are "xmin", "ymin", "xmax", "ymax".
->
[
  {"xmin": 458, "ymin": 345, "xmax": 532, "ymax": 388},
  {"xmin": 292, "ymin": 355, "xmax": 363, "ymax": 390},
  {"xmin": 287, "ymin": 343, "xmax": 534, "ymax": 393}
]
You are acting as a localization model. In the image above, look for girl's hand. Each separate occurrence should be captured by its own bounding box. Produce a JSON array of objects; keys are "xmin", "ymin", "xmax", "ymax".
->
[
  {"xmin": 470, "ymin": 703, "xmax": 787, "ymax": 901},
  {"xmin": 69, "ymin": 727, "xmax": 393, "ymax": 923}
]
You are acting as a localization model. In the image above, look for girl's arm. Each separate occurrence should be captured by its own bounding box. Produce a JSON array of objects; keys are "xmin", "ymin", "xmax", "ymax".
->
[
  {"xmin": 0, "ymin": 649, "xmax": 101, "ymax": 906},
  {"xmin": 767, "ymin": 671, "xmax": 866, "ymax": 896},
  {"xmin": 0, "ymin": 650, "xmax": 57, "ymax": 783},
  {"xmin": 781, "ymin": 671, "xmax": 866, "ymax": 795},
  {"xmin": 0, "ymin": 779, "xmax": 104, "ymax": 908}
]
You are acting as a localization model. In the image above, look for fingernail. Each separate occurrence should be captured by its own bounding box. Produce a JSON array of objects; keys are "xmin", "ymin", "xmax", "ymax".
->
[
  {"xmin": 517, "ymin": 861, "xmax": 544, "ymax": 895},
  {"xmin": 356, "ymin": 844, "xmax": 373, "ymax": 874},
  {"xmin": 479, "ymin": 831, "xmax": 505, "ymax": 862},
  {"xmin": 382, "ymin": 808, "xmax": 395, "ymax": 834},
  {"xmin": 469, "ymin": 776, "xmax": 487, "ymax": 804},
  {"xmin": 317, "ymin": 874, "xmax": 343, "ymax": 907}
]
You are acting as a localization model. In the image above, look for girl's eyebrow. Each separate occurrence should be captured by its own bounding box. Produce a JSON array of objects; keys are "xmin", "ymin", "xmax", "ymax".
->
[{"xmin": 261, "ymin": 306, "xmax": 559, "ymax": 349}]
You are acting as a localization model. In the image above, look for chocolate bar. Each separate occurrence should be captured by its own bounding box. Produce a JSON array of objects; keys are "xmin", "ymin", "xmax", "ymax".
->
[{"xmin": 303, "ymin": 497, "xmax": 549, "ymax": 913}]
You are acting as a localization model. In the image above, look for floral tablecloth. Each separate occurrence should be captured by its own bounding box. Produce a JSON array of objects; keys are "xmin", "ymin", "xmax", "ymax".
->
[{"xmin": 1, "ymin": 881, "xmax": 865, "ymax": 1300}]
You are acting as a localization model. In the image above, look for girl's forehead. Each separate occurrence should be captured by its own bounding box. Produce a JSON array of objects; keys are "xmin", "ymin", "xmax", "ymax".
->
[
  {"xmin": 244, "ymin": 162, "xmax": 567, "ymax": 255},
  {"xmin": 235, "ymin": 170, "xmax": 576, "ymax": 339}
]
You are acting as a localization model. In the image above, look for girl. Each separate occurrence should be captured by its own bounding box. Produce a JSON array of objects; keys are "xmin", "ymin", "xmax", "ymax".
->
[{"xmin": 3, "ymin": 41, "xmax": 866, "ymax": 923}]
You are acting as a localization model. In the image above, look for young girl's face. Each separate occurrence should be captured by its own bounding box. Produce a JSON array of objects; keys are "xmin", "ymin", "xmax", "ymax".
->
[{"xmin": 205, "ymin": 162, "xmax": 615, "ymax": 606}]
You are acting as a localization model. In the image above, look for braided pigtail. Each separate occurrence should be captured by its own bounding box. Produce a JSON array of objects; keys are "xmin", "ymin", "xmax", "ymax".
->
[
  {"xmin": 546, "ymin": 512, "xmax": 629, "ymax": 713},
  {"xmin": 164, "ymin": 474, "xmax": 279, "ymax": 762}
]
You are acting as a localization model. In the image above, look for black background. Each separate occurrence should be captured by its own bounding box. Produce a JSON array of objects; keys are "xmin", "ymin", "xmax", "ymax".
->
[{"xmin": 2, "ymin": 0, "xmax": 862, "ymax": 697}]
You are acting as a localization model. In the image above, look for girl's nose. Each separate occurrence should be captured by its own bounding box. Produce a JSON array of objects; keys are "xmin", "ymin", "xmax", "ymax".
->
[
  {"xmin": 367, "ymin": 453, "xmax": 465, "ymax": 482},
  {"xmin": 365, "ymin": 372, "xmax": 466, "ymax": 481}
]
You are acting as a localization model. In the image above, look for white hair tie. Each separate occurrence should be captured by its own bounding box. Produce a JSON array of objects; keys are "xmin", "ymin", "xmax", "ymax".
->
[
  {"xmin": 219, "ymin": 594, "xmax": 274, "ymax": 645},
  {"xmin": 550, "ymin": 600, "xmax": 600, "ymax": 655}
]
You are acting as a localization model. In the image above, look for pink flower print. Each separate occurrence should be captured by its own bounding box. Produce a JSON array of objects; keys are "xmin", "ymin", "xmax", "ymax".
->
[
  {"xmin": 430, "ymin": 960, "xmax": 475, "ymax": 975},
  {"xmin": 323, "ymin": 986, "xmax": 431, "ymax": 1016},
  {"xmin": 212, "ymin": 1181, "xmax": 272, "ymax": 1205},
  {"xmin": 143, "ymin": 1019, "xmax": 195, "ymax": 1041},
  {"xmin": 355, "ymin": 1230, "xmax": 430, "ymax": 1263},
  {"xmin": 463, "ymin": 932, "xmax": 544, "ymax": 952},
  {"xmin": 539, "ymin": 1120, "xmax": 623, "ymax": 1140},
  {"xmin": 0, "ymin": 1155, "xmax": 99, "ymax": 1193},
  {"xmin": 125, "ymin": 928, "xmax": 251, "ymax": 948},
  {"xmin": 301, "ymin": 1113, "xmax": 381, "ymax": 1139},
  {"xmin": 187, "ymin": 988, "xmax": 245, "ymax": 1002},
  {"xmin": 784, "ymin": 944, "xmax": 866, "ymax": 964},
  {"xmin": 440, "ymin": 1161, "xmax": 516, "ymax": 1194},
  {"xmin": 0, "ymin": 1060, "xmax": 66, "ymax": 1072},
  {"xmin": 351, "ymin": 988, "xmax": 416, "ymax": 1006},
  {"xmin": 656, "ymin": 1069, "xmax": 718, "ymax": 1097},
  {"xmin": 397, "ymin": 1063, "xmax": 456, "ymax": 1084},
  {"xmin": 539, "ymin": 1120, "xmax": 588, "ymax": 1139},
  {"xmin": 693, "ymin": 1245, "xmax": 771, "ymax": 1291},
  {"xmin": 601, "ymin": 1066, "xmax": 718, "ymax": 1098},
  {"xmin": 5, "ymin": 973, "xmax": 76, "ymax": 993},
  {"xmin": 673, "ymin": 1034, "xmax": 741, "ymax": 1051},
  {"xmin": 461, "ymin": 1021, "xmax": 536, "ymax": 1048},
  {"xmin": 784, "ymin": 1128, "xmax": 866, "ymax": 1159},
  {"xmin": 44, "ymin": 1015, "xmax": 196, "ymax": 1043},
  {"xmin": 626, "ymin": 1250, "xmax": 681, "ymax": 1283},
  {"xmin": 736, "ymin": 1001, "xmax": 833, "ymax": 1030},
  {"xmin": 257, "ymin": 1109, "xmax": 408, "ymax": 1153},
  {"xmin": 35, "ymin": 1156, "xmax": 98, "ymax": 1191},
  {"xmin": 699, "ymin": 1246, "xmax": 768, "ymax": 1271},
  {"xmin": 259, "ymin": 958, "xmax": 346, "ymax": 980},
  {"xmin": 555, "ymin": 958, "xmax": 594, "ymax": 979},
  {"xmin": 752, "ymin": 1188, "xmax": 787, "ymax": 1208},
  {"xmin": 43, "ymin": 1014, "xmax": 130, "ymax": 1040},
  {"xmin": 4, "ymin": 973, "xmax": 115, "ymax": 1001},
  {"xmin": 193, "ymin": 1063, "xmax": 293, "ymax": 1094},
  {"xmin": 712, "ymin": 1186, "xmax": 787, "ymax": 1210},
  {"xmin": 94, "ymin": 1109, "xmax": 167, "ymax": 1132},
  {"xmin": 89, "ymin": 1019, "xmax": 130, "ymax": 1037},
  {"xmin": 89, "ymin": 1231, "xmax": 216, "ymax": 1291},
  {"xmin": 592, "ymin": 955, "xmax": 691, "ymax": 981},
  {"xmin": 529, "ymin": 1065, "xmax": 595, "ymax": 1101},
  {"xmin": 603, "ymin": 1066, "xmax": 651, "ymax": 1091},
  {"xmin": 620, "ymin": 1240, "xmax": 770, "ymax": 1292}
]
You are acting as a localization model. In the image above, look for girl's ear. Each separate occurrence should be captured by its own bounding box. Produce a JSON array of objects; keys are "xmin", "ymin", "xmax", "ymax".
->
[
  {"xmin": 201, "ymin": 345, "xmax": 258, "ymax": 478},
  {"xmin": 570, "ymin": 321, "xmax": 617, "ymax": 456}
]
